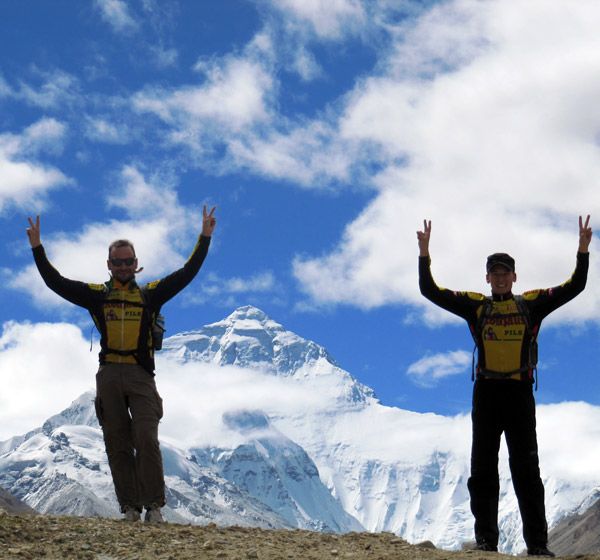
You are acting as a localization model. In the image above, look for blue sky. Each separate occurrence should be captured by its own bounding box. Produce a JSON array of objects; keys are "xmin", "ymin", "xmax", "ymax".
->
[{"xmin": 2, "ymin": 0, "xmax": 600, "ymax": 438}]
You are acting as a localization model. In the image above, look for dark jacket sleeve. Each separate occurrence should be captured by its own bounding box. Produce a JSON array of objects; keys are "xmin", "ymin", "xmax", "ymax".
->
[
  {"xmin": 144, "ymin": 235, "xmax": 211, "ymax": 306},
  {"xmin": 419, "ymin": 256, "xmax": 483, "ymax": 323},
  {"xmin": 32, "ymin": 245, "xmax": 98, "ymax": 308},
  {"xmin": 524, "ymin": 252, "xmax": 589, "ymax": 322}
]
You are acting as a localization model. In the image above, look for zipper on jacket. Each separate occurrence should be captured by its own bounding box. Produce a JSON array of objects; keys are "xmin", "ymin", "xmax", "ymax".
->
[{"xmin": 119, "ymin": 300, "xmax": 125, "ymax": 363}]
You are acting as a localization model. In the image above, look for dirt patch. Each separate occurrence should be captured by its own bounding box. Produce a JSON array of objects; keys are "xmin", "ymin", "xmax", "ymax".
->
[{"xmin": 0, "ymin": 512, "xmax": 598, "ymax": 560}]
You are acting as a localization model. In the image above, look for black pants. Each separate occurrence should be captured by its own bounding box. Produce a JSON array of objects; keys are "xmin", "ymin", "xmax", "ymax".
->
[{"xmin": 467, "ymin": 379, "xmax": 548, "ymax": 550}]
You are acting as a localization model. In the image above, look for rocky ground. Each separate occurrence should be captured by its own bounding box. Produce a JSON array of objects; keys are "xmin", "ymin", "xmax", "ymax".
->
[{"xmin": 1, "ymin": 511, "xmax": 600, "ymax": 560}]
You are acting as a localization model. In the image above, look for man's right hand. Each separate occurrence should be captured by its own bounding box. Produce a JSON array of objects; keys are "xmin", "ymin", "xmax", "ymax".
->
[
  {"xmin": 26, "ymin": 215, "xmax": 41, "ymax": 248},
  {"xmin": 417, "ymin": 219, "xmax": 431, "ymax": 257}
]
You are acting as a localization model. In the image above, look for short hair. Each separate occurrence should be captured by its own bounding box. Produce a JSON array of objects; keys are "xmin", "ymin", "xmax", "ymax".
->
[{"xmin": 108, "ymin": 239, "xmax": 136, "ymax": 258}]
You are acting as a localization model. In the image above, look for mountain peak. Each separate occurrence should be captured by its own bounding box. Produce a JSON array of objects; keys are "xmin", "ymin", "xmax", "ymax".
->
[
  {"xmin": 217, "ymin": 305, "xmax": 285, "ymax": 334},
  {"xmin": 226, "ymin": 305, "xmax": 271, "ymax": 322},
  {"xmin": 160, "ymin": 307, "xmax": 375, "ymax": 404},
  {"xmin": 162, "ymin": 306, "xmax": 331, "ymax": 374}
]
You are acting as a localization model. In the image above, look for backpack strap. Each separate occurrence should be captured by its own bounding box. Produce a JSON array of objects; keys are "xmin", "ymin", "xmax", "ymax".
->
[
  {"xmin": 470, "ymin": 298, "xmax": 492, "ymax": 381},
  {"xmin": 514, "ymin": 295, "xmax": 539, "ymax": 388},
  {"xmin": 140, "ymin": 287, "xmax": 166, "ymax": 351}
]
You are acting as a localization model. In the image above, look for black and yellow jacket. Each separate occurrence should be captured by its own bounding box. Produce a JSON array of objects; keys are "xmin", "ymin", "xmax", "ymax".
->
[
  {"xmin": 32, "ymin": 235, "xmax": 211, "ymax": 374},
  {"xmin": 419, "ymin": 252, "xmax": 589, "ymax": 382}
]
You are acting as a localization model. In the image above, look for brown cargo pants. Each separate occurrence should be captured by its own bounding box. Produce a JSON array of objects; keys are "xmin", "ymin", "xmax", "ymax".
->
[{"xmin": 94, "ymin": 363, "xmax": 165, "ymax": 513}]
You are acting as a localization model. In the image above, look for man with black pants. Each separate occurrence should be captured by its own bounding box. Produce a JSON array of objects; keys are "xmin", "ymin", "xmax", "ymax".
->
[
  {"xmin": 27, "ymin": 207, "xmax": 216, "ymax": 523},
  {"xmin": 417, "ymin": 216, "xmax": 591, "ymax": 556}
]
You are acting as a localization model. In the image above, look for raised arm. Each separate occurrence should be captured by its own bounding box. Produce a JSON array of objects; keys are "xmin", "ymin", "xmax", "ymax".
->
[
  {"xmin": 417, "ymin": 219, "xmax": 431, "ymax": 257},
  {"xmin": 26, "ymin": 215, "xmax": 41, "ymax": 248},
  {"xmin": 145, "ymin": 205, "xmax": 216, "ymax": 306},
  {"xmin": 579, "ymin": 214, "xmax": 592, "ymax": 253},
  {"xmin": 417, "ymin": 218, "xmax": 483, "ymax": 321},
  {"xmin": 522, "ymin": 215, "xmax": 591, "ymax": 320},
  {"xmin": 26, "ymin": 214, "xmax": 99, "ymax": 308}
]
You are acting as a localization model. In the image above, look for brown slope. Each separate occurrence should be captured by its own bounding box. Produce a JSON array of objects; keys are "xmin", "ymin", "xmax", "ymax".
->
[
  {"xmin": 549, "ymin": 497, "xmax": 600, "ymax": 556},
  {"xmin": 0, "ymin": 485, "xmax": 36, "ymax": 515}
]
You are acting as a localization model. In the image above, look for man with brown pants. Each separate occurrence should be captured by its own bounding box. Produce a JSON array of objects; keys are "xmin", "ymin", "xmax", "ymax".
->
[{"xmin": 26, "ymin": 207, "xmax": 216, "ymax": 522}]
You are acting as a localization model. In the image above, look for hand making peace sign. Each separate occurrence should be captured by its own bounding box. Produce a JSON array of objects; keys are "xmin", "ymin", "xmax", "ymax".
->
[
  {"xmin": 579, "ymin": 214, "xmax": 592, "ymax": 253},
  {"xmin": 26, "ymin": 215, "xmax": 42, "ymax": 248},
  {"xmin": 416, "ymin": 219, "xmax": 432, "ymax": 257},
  {"xmin": 202, "ymin": 205, "xmax": 217, "ymax": 237}
]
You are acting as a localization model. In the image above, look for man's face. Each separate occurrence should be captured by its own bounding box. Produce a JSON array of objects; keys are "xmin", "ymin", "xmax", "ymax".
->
[
  {"xmin": 107, "ymin": 245, "xmax": 137, "ymax": 284},
  {"xmin": 486, "ymin": 265, "xmax": 516, "ymax": 295}
]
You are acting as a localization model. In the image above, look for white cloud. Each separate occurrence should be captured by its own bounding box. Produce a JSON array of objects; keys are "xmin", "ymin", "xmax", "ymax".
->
[
  {"xmin": 19, "ymin": 117, "xmax": 67, "ymax": 155},
  {"xmin": 183, "ymin": 271, "xmax": 279, "ymax": 309},
  {"xmin": 228, "ymin": 124, "xmax": 348, "ymax": 186},
  {"xmin": 0, "ymin": 119, "xmax": 71, "ymax": 213},
  {"xmin": 150, "ymin": 45, "xmax": 178, "ymax": 69},
  {"xmin": 134, "ymin": 54, "xmax": 273, "ymax": 135},
  {"xmin": 129, "ymin": 21, "xmax": 366, "ymax": 186},
  {"xmin": 407, "ymin": 350, "xmax": 472, "ymax": 388},
  {"xmin": 291, "ymin": 0, "xmax": 600, "ymax": 324},
  {"xmin": 0, "ymin": 74, "xmax": 12, "ymax": 97},
  {"xmin": 291, "ymin": 47, "xmax": 323, "ymax": 81},
  {"xmin": 538, "ymin": 402, "xmax": 600, "ymax": 482},
  {"xmin": 95, "ymin": 0, "xmax": 138, "ymax": 33},
  {"xmin": 84, "ymin": 116, "xmax": 130, "ymax": 144},
  {"xmin": 218, "ymin": 271, "xmax": 276, "ymax": 294},
  {"xmin": 269, "ymin": 0, "xmax": 366, "ymax": 40},
  {"xmin": 0, "ymin": 321, "xmax": 349, "ymax": 446},
  {"xmin": 0, "ymin": 321, "xmax": 97, "ymax": 440},
  {"xmin": 0, "ymin": 118, "xmax": 67, "ymax": 156},
  {"xmin": 9, "ymin": 165, "xmax": 207, "ymax": 308},
  {"xmin": 157, "ymin": 357, "xmax": 337, "ymax": 448},
  {"xmin": 17, "ymin": 69, "xmax": 80, "ymax": 109},
  {"xmin": 106, "ymin": 165, "xmax": 181, "ymax": 221}
]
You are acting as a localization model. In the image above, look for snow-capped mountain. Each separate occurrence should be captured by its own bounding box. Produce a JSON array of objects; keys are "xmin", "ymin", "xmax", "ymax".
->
[
  {"xmin": 162, "ymin": 305, "xmax": 375, "ymax": 405},
  {"xmin": 1, "ymin": 305, "xmax": 600, "ymax": 554},
  {"xmin": 160, "ymin": 306, "xmax": 600, "ymax": 553},
  {"xmin": 0, "ymin": 392, "xmax": 357, "ymax": 531}
]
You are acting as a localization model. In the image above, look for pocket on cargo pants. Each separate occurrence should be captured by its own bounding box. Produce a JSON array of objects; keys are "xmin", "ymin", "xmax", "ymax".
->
[
  {"xmin": 153, "ymin": 388, "xmax": 163, "ymax": 421},
  {"xmin": 94, "ymin": 396, "xmax": 104, "ymax": 427}
]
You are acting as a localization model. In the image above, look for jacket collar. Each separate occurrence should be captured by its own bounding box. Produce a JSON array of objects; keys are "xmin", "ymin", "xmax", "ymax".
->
[
  {"xmin": 492, "ymin": 292, "xmax": 514, "ymax": 302},
  {"xmin": 105, "ymin": 277, "xmax": 138, "ymax": 291}
]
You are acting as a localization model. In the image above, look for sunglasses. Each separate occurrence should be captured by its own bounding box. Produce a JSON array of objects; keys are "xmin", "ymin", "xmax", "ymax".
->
[{"xmin": 110, "ymin": 257, "xmax": 136, "ymax": 267}]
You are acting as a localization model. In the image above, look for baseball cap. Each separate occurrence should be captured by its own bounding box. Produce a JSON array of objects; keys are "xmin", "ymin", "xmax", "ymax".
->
[{"xmin": 486, "ymin": 253, "xmax": 515, "ymax": 272}]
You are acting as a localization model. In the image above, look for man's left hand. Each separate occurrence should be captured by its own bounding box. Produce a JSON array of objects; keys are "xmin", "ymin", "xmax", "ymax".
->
[
  {"xmin": 579, "ymin": 214, "xmax": 592, "ymax": 253},
  {"xmin": 202, "ymin": 205, "xmax": 217, "ymax": 237}
]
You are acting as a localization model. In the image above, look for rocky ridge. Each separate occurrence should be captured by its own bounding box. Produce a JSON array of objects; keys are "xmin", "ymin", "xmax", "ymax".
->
[{"xmin": 3, "ymin": 512, "xmax": 599, "ymax": 560}]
